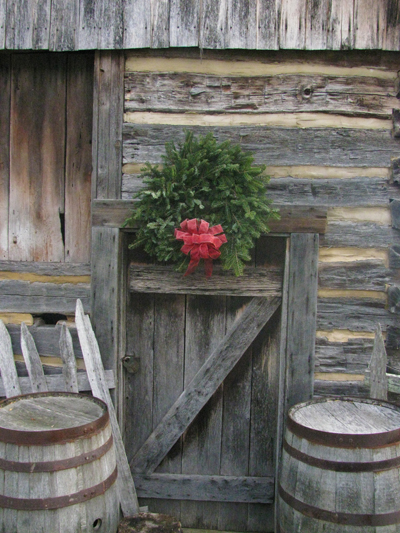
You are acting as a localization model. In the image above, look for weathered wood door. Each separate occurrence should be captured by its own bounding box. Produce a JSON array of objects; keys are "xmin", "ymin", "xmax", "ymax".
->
[{"xmin": 124, "ymin": 234, "xmax": 318, "ymax": 532}]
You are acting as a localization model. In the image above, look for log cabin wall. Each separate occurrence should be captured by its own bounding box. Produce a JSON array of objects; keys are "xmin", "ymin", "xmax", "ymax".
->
[{"xmin": 121, "ymin": 48, "xmax": 400, "ymax": 399}]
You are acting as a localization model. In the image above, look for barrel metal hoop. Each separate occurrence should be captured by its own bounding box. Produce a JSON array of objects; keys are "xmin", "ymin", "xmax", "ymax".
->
[
  {"xmin": 287, "ymin": 403, "xmax": 400, "ymax": 449},
  {"xmin": 279, "ymin": 484, "xmax": 400, "ymax": 526},
  {"xmin": 0, "ymin": 434, "xmax": 114, "ymax": 473},
  {"xmin": 0, "ymin": 466, "xmax": 118, "ymax": 510},
  {"xmin": 0, "ymin": 392, "xmax": 109, "ymax": 445},
  {"xmin": 283, "ymin": 438, "xmax": 400, "ymax": 472}
]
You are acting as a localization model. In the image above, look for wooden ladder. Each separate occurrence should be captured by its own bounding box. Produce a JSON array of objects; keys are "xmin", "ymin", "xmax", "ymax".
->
[{"xmin": 0, "ymin": 299, "xmax": 139, "ymax": 518}]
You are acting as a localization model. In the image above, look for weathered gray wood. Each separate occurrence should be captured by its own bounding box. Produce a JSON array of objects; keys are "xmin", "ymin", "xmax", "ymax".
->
[
  {"xmin": 0, "ymin": 261, "xmax": 90, "ymax": 275},
  {"xmin": 151, "ymin": 0, "xmax": 170, "ymax": 48},
  {"xmin": 75, "ymin": 299, "xmax": 140, "ymax": 517},
  {"xmin": 314, "ymin": 379, "xmax": 368, "ymax": 398},
  {"xmin": 389, "ymin": 245, "xmax": 400, "ymax": 268},
  {"xmin": 285, "ymin": 234, "xmax": 319, "ymax": 410},
  {"xmin": 169, "ymin": 0, "xmax": 199, "ymax": 47},
  {"xmin": 392, "ymin": 157, "xmax": 400, "ymax": 184},
  {"xmin": 391, "ymin": 199, "xmax": 400, "ymax": 229},
  {"xmin": 94, "ymin": 198, "xmax": 327, "ymax": 234},
  {"xmin": 123, "ymin": 125, "xmax": 400, "ymax": 168},
  {"xmin": 123, "ymin": 0, "xmax": 151, "ymax": 48},
  {"xmin": 315, "ymin": 337, "xmax": 374, "ymax": 374},
  {"xmin": 0, "ymin": 320, "xmax": 21, "ymax": 398},
  {"xmin": 225, "ymin": 0, "xmax": 257, "ymax": 49},
  {"xmin": 305, "ymin": 0, "xmax": 330, "ymax": 50},
  {"xmin": 181, "ymin": 294, "xmax": 225, "ymax": 529},
  {"xmin": 49, "ymin": 0, "xmax": 78, "ymax": 51},
  {"xmin": 92, "ymin": 51, "xmax": 124, "ymax": 200},
  {"xmin": 0, "ymin": 370, "xmax": 114, "ymax": 397},
  {"xmin": 130, "ymin": 296, "xmax": 281, "ymax": 474},
  {"xmin": 388, "ymin": 285, "xmax": 400, "ymax": 314},
  {"xmin": 0, "ymin": 54, "xmax": 10, "ymax": 259},
  {"xmin": 59, "ymin": 324, "xmax": 79, "ymax": 393},
  {"xmin": 279, "ymin": 0, "xmax": 305, "ymax": 49},
  {"xmin": 317, "ymin": 297, "xmax": 396, "ymax": 332},
  {"xmin": 321, "ymin": 222, "xmax": 396, "ymax": 248},
  {"xmin": 318, "ymin": 261, "xmax": 392, "ymax": 291},
  {"xmin": 124, "ymin": 72, "xmax": 399, "ymax": 118},
  {"xmin": 20, "ymin": 322, "xmax": 48, "ymax": 393},
  {"xmin": 368, "ymin": 324, "xmax": 388, "ymax": 401},
  {"xmin": 5, "ymin": 0, "xmax": 33, "ymax": 49},
  {"xmin": 257, "ymin": 0, "xmax": 279, "ymax": 49},
  {"xmin": 393, "ymin": 109, "xmax": 400, "ymax": 138},
  {"xmin": 200, "ymin": 0, "xmax": 227, "ymax": 49},
  {"xmin": 129, "ymin": 264, "xmax": 283, "ymax": 296},
  {"xmin": 0, "ymin": 280, "xmax": 90, "ymax": 314},
  {"xmin": 134, "ymin": 474, "xmax": 274, "ymax": 503},
  {"xmin": 31, "ymin": 0, "xmax": 51, "ymax": 49}
]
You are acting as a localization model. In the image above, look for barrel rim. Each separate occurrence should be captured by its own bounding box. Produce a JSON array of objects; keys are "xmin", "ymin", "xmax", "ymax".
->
[
  {"xmin": 287, "ymin": 397, "xmax": 400, "ymax": 448},
  {"xmin": 0, "ymin": 392, "xmax": 109, "ymax": 445}
]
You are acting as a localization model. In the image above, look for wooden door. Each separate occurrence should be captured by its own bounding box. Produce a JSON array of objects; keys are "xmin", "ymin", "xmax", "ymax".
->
[{"xmin": 123, "ymin": 234, "xmax": 318, "ymax": 532}]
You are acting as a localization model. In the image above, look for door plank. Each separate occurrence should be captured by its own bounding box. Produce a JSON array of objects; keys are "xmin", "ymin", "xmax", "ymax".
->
[{"xmin": 130, "ymin": 296, "xmax": 281, "ymax": 474}]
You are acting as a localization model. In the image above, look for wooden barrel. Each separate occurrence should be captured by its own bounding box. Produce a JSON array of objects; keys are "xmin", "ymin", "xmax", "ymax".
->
[
  {"xmin": 278, "ymin": 397, "xmax": 400, "ymax": 533},
  {"xmin": 0, "ymin": 392, "xmax": 119, "ymax": 533}
]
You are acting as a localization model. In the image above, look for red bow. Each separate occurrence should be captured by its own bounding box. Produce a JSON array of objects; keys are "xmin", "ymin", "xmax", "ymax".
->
[{"xmin": 174, "ymin": 219, "xmax": 228, "ymax": 277}]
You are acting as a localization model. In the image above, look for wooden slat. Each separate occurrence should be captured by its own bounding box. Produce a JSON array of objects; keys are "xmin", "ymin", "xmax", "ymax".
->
[
  {"xmin": 368, "ymin": 324, "xmax": 388, "ymax": 401},
  {"xmin": 257, "ymin": 0, "xmax": 279, "ymax": 49},
  {"xmin": 321, "ymin": 222, "xmax": 396, "ymax": 248},
  {"xmin": 279, "ymin": 0, "xmax": 306, "ymax": 49},
  {"xmin": 123, "ymin": 125, "xmax": 399, "ymax": 168},
  {"xmin": 129, "ymin": 264, "xmax": 283, "ymax": 296},
  {"xmin": 151, "ymin": 0, "xmax": 170, "ymax": 48},
  {"xmin": 318, "ymin": 261, "xmax": 392, "ymax": 291},
  {"xmin": 0, "ymin": 261, "xmax": 90, "ymax": 276},
  {"xmin": 93, "ymin": 199, "xmax": 327, "ymax": 234},
  {"xmin": 31, "ymin": 0, "xmax": 51, "ymax": 49},
  {"xmin": 354, "ymin": 0, "xmax": 386, "ymax": 50},
  {"xmin": 9, "ymin": 54, "xmax": 66, "ymax": 261},
  {"xmin": 92, "ymin": 51, "xmax": 124, "ymax": 200},
  {"xmin": 134, "ymin": 474, "xmax": 275, "ymax": 504},
  {"xmin": 169, "ymin": 0, "xmax": 199, "ymax": 47},
  {"xmin": 327, "ymin": 0, "xmax": 354, "ymax": 49},
  {"xmin": 305, "ymin": 0, "xmax": 330, "ymax": 50},
  {"xmin": 0, "ymin": 280, "xmax": 90, "ymax": 314},
  {"xmin": 0, "ymin": 54, "xmax": 10, "ymax": 259},
  {"xmin": 225, "ymin": 0, "xmax": 257, "ymax": 49},
  {"xmin": 65, "ymin": 53, "xmax": 93, "ymax": 263},
  {"xmin": 130, "ymin": 296, "xmax": 281, "ymax": 474},
  {"xmin": 75, "ymin": 299, "xmax": 140, "ymax": 517},
  {"xmin": 123, "ymin": 0, "xmax": 151, "ymax": 48},
  {"xmin": 0, "ymin": 320, "xmax": 21, "ymax": 397},
  {"xmin": 49, "ymin": 0, "xmax": 78, "ymax": 51},
  {"xmin": 0, "ymin": 0, "xmax": 5, "ymax": 48},
  {"xmin": 59, "ymin": 324, "xmax": 79, "ymax": 393},
  {"xmin": 181, "ymin": 295, "xmax": 225, "ymax": 528},
  {"xmin": 0, "ymin": 370, "xmax": 115, "ymax": 398},
  {"xmin": 200, "ymin": 0, "xmax": 227, "ymax": 49},
  {"xmin": 285, "ymin": 234, "xmax": 319, "ymax": 409},
  {"xmin": 20, "ymin": 322, "xmax": 48, "ymax": 393},
  {"xmin": 5, "ymin": 0, "xmax": 33, "ymax": 49},
  {"xmin": 124, "ymin": 72, "xmax": 399, "ymax": 117}
]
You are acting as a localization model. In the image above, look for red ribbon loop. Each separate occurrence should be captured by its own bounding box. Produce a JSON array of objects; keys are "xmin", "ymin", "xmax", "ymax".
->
[{"xmin": 174, "ymin": 219, "xmax": 227, "ymax": 277}]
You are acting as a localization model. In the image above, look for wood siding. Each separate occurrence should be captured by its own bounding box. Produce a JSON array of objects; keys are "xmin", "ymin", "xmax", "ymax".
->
[
  {"xmin": 121, "ymin": 51, "xmax": 400, "ymax": 404},
  {"xmin": 0, "ymin": 52, "xmax": 93, "ymax": 317},
  {"xmin": 1, "ymin": 0, "xmax": 400, "ymax": 51}
]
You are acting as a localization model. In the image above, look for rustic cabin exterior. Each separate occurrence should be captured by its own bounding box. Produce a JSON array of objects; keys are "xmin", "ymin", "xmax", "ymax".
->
[{"xmin": 1, "ymin": 1, "xmax": 400, "ymax": 531}]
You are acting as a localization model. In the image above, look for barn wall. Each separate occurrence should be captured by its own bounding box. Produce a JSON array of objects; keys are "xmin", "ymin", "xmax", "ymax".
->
[
  {"xmin": 121, "ymin": 49, "xmax": 400, "ymax": 397},
  {"xmin": 0, "ymin": 52, "xmax": 93, "ymax": 329}
]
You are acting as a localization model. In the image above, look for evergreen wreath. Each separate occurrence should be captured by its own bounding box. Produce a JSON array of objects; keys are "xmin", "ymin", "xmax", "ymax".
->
[{"xmin": 124, "ymin": 131, "xmax": 280, "ymax": 276}]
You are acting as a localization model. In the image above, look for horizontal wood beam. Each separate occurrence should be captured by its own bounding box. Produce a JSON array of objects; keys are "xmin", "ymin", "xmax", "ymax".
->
[
  {"xmin": 134, "ymin": 474, "xmax": 275, "ymax": 504},
  {"xmin": 129, "ymin": 264, "xmax": 283, "ymax": 296},
  {"xmin": 0, "ymin": 261, "xmax": 91, "ymax": 276},
  {"xmin": 130, "ymin": 296, "xmax": 281, "ymax": 474},
  {"xmin": 92, "ymin": 200, "xmax": 327, "ymax": 234}
]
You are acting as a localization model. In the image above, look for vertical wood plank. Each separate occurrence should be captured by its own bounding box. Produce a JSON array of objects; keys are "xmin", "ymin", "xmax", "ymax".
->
[
  {"xmin": 21, "ymin": 322, "xmax": 48, "ymax": 393},
  {"xmin": 49, "ymin": 0, "xmax": 78, "ymax": 51},
  {"xmin": 305, "ymin": 0, "xmax": 330, "ymax": 50},
  {"xmin": 285, "ymin": 233, "xmax": 319, "ymax": 410},
  {"xmin": 65, "ymin": 52, "xmax": 94, "ymax": 263},
  {"xmin": 92, "ymin": 51, "xmax": 124, "ymax": 200},
  {"xmin": 200, "ymin": 0, "xmax": 227, "ymax": 49},
  {"xmin": 0, "ymin": 0, "xmax": 5, "ymax": 48},
  {"xmin": 181, "ymin": 295, "xmax": 225, "ymax": 530},
  {"xmin": 369, "ymin": 323, "xmax": 388, "ymax": 400},
  {"xmin": 257, "ymin": 0, "xmax": 279, "ymax": 50},
  {"xmin": 279, "ymin": 0, "xmax": 306, "ymax": 49},
  {"xmin": 153, "ymin": 293, "xmax": 185, "ymax": 520},
  {"xmin": 0, "ymin": 54, "xmax": 10, "ymax": 259},
  {"xmin": 219, "ymin": 296, "xmax": 252, "ymax": 531},
  {"xmin": 78, "ymin": 0, "xmax": 100, "ymax": 49},
  {"xmin": 226, "ymin": 0, "xmax": 257, "ymax": 49},
  {"xmin": 151, "ymin": 0, "xmax": 170, "ymax": 48},
  {"xmin": 327, "ymin": 0, "xmax": 354, "ymax": 49},
  {"xmin": 0, "ymin": 319, "xmax": 21, "ymax": 398},
  {"xmin": 31, "ymin": 0, "xmax": 51, "ymax": 50},
  {"xmin": 59, "ymin": 323, "xmax": 79, "ymax": 393},
  {"xmin": 90, "ymin": 227, "xmax": 121, "ymax": 373},
  {"xmin": 169, "ymin": 0, "xmax": 199, "ymax": 47},
  {"xmin": 354, "ymin": 0, "xmax": 386, "ymax": 49},
  {"xmin": 5, "ymin": 0, "xmax": 33, "ymax": 49},
  {"xmin": 99, "ymin": 0, "xmax": 124, "ymax": 50},
  {"xmin": 9, "ymin": 53, "xmax": 66, "ymax": 262},
  {"xmin": 123, "ymin": 0, "xmax": 151, "ymax": 48}
]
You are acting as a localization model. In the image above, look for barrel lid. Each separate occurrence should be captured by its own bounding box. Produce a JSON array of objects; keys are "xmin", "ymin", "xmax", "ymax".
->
[
  {"xmin": 287, "ymin": 397, "xmax": 400, "ymax": 447},
  {"xmin": 0, "ymin": 392, "xmax": 109, "ymax": 445}
]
